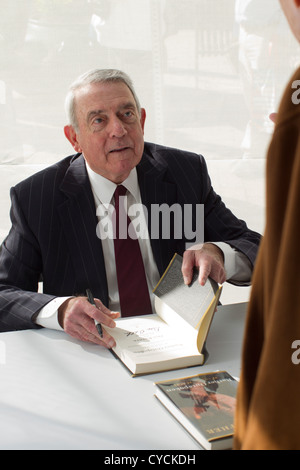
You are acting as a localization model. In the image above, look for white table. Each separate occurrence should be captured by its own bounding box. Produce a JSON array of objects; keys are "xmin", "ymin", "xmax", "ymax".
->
[{"xmin": 0, "ymin": 302, "xmax": 247, "ymax": 450}]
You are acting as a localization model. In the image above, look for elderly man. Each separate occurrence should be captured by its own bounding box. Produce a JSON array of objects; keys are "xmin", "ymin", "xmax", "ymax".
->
[{"xmin": 0, "ymin": 69, "xmax": 260, "ymax": 347}]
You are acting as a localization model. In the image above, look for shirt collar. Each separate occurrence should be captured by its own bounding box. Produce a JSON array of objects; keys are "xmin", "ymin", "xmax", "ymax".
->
[{"xmin": 85, "ymin": 161, "xmax": 140, "ymax": 207}]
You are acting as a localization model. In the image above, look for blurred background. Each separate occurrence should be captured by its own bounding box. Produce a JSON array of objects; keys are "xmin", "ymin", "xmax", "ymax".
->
[{"xmin": 0, "ymin": 0, "xmax": 299, "ymax": 300}]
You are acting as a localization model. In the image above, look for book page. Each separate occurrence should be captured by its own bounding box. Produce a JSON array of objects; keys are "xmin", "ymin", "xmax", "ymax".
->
[
  {"xmin": 106, "ymin": 315, "xmax": 200, "ymax": 365},
  {"xmin": 154, "ymin": 254, "xmax": 219, "ymax": 329},
  {"xmin": 154, "ymin": 296, "xmax": 197, "ymax": 336}
]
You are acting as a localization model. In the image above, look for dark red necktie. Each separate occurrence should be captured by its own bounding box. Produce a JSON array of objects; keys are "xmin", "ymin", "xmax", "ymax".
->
[{"xmin": 113, "ymin": 185, "xmax": 152, "ymax": 317}]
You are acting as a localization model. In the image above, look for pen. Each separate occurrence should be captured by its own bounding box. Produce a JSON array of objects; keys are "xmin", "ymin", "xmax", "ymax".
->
[{"xmin": 86, "ymin": 288, "xmax": 103, "ymax": 338}]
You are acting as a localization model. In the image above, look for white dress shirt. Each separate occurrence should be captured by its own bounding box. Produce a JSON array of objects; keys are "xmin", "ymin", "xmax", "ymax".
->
[
  {"xmin": 86, "ymin": 164, "xmax": 161, "ymax": 312},
  {"xmin": 36, "ymin": 161, "xmax": 252, "ymax": 330}
]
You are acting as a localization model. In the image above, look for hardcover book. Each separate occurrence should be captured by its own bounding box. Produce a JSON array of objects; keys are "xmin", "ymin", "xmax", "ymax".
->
[
  {"xmin": 105, "ymin": 253, "xmax": 222, "ymax": 376},
  {"xmin": 154, "ymin": 371, "xmax": 238, "ymax": 450}
]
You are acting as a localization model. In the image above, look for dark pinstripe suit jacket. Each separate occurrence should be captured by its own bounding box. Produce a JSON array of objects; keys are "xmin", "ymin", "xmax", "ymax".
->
[{"xmin": 0, "ymin": 142, "xmax": 261, "ymax": 331}]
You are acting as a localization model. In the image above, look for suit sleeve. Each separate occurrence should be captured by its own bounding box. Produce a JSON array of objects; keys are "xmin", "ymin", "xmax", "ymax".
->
[{"xmin": 0, "ymin": 187, "xmax": 55, "ymax": 332}]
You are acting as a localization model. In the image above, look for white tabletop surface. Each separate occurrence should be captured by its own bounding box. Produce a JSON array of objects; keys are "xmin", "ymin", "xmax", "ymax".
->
[{"xmin": 0, "ymin": 302, "xmax": 247, "ymax": 450}]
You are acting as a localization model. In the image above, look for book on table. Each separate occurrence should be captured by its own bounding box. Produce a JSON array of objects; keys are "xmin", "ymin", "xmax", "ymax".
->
[
  {"xmin": 105, "ymin": 253, "xmax": 222, "ymax": 376},
  {"xmin": 154, "ymin": 371, "xmax": 238, "ymax": 450}
]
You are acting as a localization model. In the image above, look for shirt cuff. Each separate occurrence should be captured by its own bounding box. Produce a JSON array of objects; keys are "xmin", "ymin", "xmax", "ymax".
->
[
  {"xmin": 35, "ymin": 297, "xmax": 71, "ymax": 331},
  {"xmin": 212, "ymin": 241, "xmax": 252, "ymax": 283}
]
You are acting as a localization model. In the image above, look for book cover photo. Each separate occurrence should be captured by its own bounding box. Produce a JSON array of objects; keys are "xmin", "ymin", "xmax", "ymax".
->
[{"xmin": 154, "ymin": 371, "xmax": 238, "ymax": 450}]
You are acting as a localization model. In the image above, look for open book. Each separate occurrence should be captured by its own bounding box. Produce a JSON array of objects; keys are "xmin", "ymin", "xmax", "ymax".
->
[{"xmin": 105, "ymin": 254, "xmax": 222, "ymax": 376}]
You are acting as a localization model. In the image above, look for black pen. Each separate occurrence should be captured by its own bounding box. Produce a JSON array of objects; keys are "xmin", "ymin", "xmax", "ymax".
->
[{"xmin": 86, "ymin": 288, "xmax": 103, "ymax": 338}]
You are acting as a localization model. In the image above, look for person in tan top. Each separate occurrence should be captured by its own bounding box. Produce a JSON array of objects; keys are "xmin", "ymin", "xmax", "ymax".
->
[{"xmin": 234, "ymin": 0, "xmax": 300, "ymax": 450}]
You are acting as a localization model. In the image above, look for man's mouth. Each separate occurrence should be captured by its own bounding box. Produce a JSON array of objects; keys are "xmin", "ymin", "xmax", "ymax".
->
[{"xmin": 109, "ymin": 146, "xmax": 130, "ymax": 154}]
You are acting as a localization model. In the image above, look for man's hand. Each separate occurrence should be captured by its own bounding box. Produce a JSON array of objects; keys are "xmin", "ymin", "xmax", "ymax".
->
[
  {"xmin": 182, "ymin": 243, "xmax": 226, "ymax": 286},
  {"xmin": 58, "ymin": 296, "xmax": 120, "ymax": 348}
]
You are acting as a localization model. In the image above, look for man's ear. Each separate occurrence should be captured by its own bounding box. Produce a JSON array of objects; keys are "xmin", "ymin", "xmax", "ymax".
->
[
  {"xmin": 64, "ymin": 125, "xmax": 82, "ymax": 153},
  {"xmin": 140, "ymin": 108, "xmax": 146, "ymax": 134}
]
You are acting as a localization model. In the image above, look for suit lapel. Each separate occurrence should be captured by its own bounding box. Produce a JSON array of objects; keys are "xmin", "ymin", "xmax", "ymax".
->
[
  {"xmin": 56, "ymin": 148, "xmax": 181, "ymax": 301},
  {"xmin": 57, "ymin": 154, "xmax": 108, "ymax": 304}
]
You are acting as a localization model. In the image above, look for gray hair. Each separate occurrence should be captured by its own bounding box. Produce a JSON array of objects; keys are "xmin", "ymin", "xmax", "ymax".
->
[{"xmin": 64, "ymin": 69, "xmax": 142, "ymax": 131}]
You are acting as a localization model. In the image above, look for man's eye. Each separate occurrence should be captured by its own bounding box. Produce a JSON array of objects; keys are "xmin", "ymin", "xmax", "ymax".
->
[{"xmin": 123, "ymin": 111, "xmax": 135, "ymax": 120}]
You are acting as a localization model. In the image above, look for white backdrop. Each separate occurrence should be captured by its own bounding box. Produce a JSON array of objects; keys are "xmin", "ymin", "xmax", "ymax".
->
[{"xmin": 1, "ymin": 0, "xmax": 299, "ymax": 268}]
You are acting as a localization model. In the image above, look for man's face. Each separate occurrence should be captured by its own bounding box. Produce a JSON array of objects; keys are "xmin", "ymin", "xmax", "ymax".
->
[{"xmin": 64, "ymin": 81, "xmax": 146, "ymax": 184}]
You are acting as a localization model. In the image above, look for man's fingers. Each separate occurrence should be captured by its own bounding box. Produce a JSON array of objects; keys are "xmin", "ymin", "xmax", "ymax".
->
[
  {"xmin": 68, "ymin": 320, "xmax": 116, "ymax": 348},
  {"xmin": 219, "ymin": 269, "xmax": 227, "ymax": 284},
  {"xmin": 65, "ymin": 314, "xmax": 116, "ymax": 348},
  {"xmin": 90, "ymin": 321, "xmax": 116, "ymax": 348},
  {"xmin": 58, "ymin": 296, "xmax": 119, "ymax": 347},
  {"xmin": 198, "ymin": 261, "xmax": 211, "ymax": 286},
  {"xmin": 199, "ymin": 260, "xmax": 226, "ymax": 286},
  {"xmin": 86, "ymin": 299, "xmax": 119, "ymax": 329},
  {"xmin": 182, "ymin": 244, "xmax": 226, "ymax": 286}
]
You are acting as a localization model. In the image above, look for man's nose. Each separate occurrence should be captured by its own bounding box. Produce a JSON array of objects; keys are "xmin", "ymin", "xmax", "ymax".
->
[{"xmin": 108, "ymin": 116, "xmax": 127, "ymax": 138}]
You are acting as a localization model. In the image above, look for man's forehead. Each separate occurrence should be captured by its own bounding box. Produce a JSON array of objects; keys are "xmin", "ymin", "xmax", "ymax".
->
[{"xmin": 75, "ymin": 81, "xmax": 134, "ymax": 105}]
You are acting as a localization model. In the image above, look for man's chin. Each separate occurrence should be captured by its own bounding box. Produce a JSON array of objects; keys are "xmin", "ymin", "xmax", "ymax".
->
[
  {"xmin": 108, "ymin": 154, "xmax": 141, "ymax": 183},
  {"xmin": 109, "ymin": 162, "xmax": 135, "ymax": 184}
]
